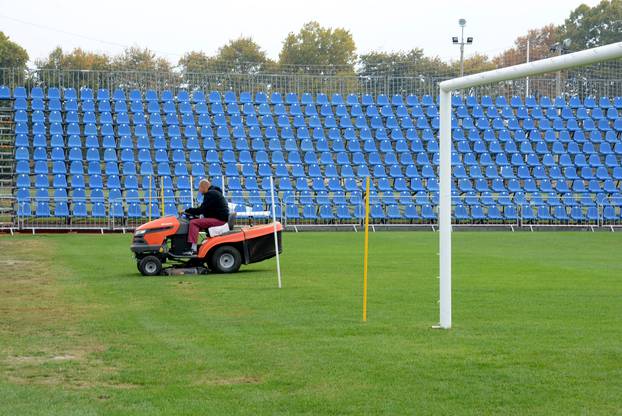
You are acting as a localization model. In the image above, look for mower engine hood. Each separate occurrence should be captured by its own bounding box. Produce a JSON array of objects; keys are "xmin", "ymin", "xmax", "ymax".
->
[{"xmin": 135, "ymin": 215, "xmax": 180, "ymax": 233}]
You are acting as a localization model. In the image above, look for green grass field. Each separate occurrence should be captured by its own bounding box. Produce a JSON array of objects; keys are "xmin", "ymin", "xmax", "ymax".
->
[{"xmin": 0, "ymin": 231, "xmax": 621, "ymax": 415}]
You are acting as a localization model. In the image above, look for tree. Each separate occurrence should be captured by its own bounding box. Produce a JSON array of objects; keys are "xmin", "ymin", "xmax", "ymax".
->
[
  {"xmin": 559, "ymin": 0, "xmax": 622, "ymax": 97},
  {"xmin": 560, "ymin": 0, "xmax": 622, "ymax": 50},
  {"xmin": 180, "ymin": 38, "xmax": 271, "ymax": 75},
  {"xmin": 178, "ymin": 51, "xmax": 211, "ymax": 74},
  {"xmin": 279, "ymin": 21, "xmax": 357, "ymax": 73},
  {"xmin": 34, "ymin": 47, "xmax": 114, "ymax": 90},
  {"xmin": 452, "ymin": 53, "xmax": 496, "ymax": 75},
  {"xmin": 108, "ymin": 47, "xmax": 177, "ymax": 90},
  {"xmin": 0, "ymin": 31, "xmax": 28, "ymax": 69},
  {"xmin": 358, "ymin": 49, "xmax": 451, "ymax": 77},
  {"xmin": 179, "ymin": 39, "xmax": 274, "ymax": 92},
  {"xmin": 112, "ymin": 47, "xmax": 173, "ymax": 73},
  {"xmin": 35, "ymin": 47, "xmax": 111, "ymax": 70},
  {"xmin": 209, "ymin": 37, "xmax": 270, "ymax": 73},
  {"xmin": 357, "ymin": 49, "xmax": 452, "ymax": 94},
  {"xmin": 357, "ymin": 48, "xmax": 451, "ymax": 94},
  {"xmin": 493, "ymin": 25, "xmax": 559, "ymax": 68}
]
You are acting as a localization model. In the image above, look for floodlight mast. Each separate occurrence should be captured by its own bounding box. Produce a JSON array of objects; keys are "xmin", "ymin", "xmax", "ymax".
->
[
  {"xmin": 435, "ymin": 41, "xmax": 622, "ymax": 330},
  {"xmin": 453, "ymin": 18, "xmax": 472, "ymax": 77}
]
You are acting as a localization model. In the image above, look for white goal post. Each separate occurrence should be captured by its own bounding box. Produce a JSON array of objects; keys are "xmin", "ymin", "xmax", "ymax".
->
[{"xmin": 437, "ymin": 42, "xmax": 622, "ymax": 329}]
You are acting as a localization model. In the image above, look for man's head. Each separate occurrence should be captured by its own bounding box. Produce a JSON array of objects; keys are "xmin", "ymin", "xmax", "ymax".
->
[{"xmin": 198, "ymin": 179, "xmax": 211, "ymax": 194}]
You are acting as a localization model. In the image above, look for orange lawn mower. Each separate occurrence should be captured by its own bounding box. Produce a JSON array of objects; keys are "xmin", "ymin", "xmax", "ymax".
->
[{"xmin": 130, "ymin": 212, "xmax": 283, "ymax": 276}]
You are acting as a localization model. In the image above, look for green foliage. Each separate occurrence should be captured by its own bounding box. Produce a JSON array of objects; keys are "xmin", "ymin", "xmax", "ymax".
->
[
  {"xmin": 180, "ymin": 38, "xmax": 275, "ymax": 77},
  {"xmin": 211, "ymin": 37, "xmax": 270, "ymax": 73},
  {"xmin": 0, "ymin": 31, "xmax": 28, "ymax": 69},
  {"xmin": 180, "ymin": 38, "xmax": 271, "ymax": 75},
  {"xmin": 555, "ymin": 0, "xmax": 622, "ymax": 95},
  {"xmin": 560, "ymin": 0, "xmax": 622, "ymax": 50},
  {"xmin": 279, "ymin": 21, "xmax": 356, "ymax": 72},
  {"xmin": 35, "ymin": 46, "xmax": 174, "ymax": 73},
  {"xmin": 111, "ymin": 47, "xmax": 173, "ymax": 73},
  {"xmin": 493, "ymin": 24, "xmax": 559, "ymax": 68},
  {"xmin": 177, "ymin": 51, "xmax": 211, "ymax": 73},
  {"xmin": 35, "ymin": 47, "xmax": 111, "ymax": 70},
  {"xmin": 451, "ymin": 53, "xmax": 496, "ymax": 75},
  {"xmin": 32, "ymin": 46, "xmax": 176, "ymax": 90},
  {"xmin": 495, "ymin": 0, "xmax": 622, "ymax": 70},
  {"xmin": 358, "ymin": 49, "xmax": 451, "ymax": 77}
]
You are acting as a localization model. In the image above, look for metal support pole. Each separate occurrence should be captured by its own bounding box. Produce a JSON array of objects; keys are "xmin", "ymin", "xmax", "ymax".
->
[
  {"xmin": 363, "ymin": 176, "xmax": 370, "ymax": 322},
  {"xmin": 556, "ymin": 48, "xmax": 562, "ymax": 97},
  {"xmin": 460, "ymin": 26, "xmax": 465, "ymax": 77},
  {"xmin": 189, "ymin": 175, "xmax": 194, "ymax": 209},
  {"xmin": 436, "ymin": 88, "xmax": 452, "ymax": 329},
  {"xmin": 526, "ymin": 38, "xmax": 530, "ymax": 98},
  {"xmin": 148, "ymin": 175, "xmax": 152, "ymax": 221},
  {"xmin": 269, "ymin": 176, "xmax": 282, "ymax": 289},
  {"xmin": 160, "ymin": 177, "xmax": 165, "ymax": 217}
]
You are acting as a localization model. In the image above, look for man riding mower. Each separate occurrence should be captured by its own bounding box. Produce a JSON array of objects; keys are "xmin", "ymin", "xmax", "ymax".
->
[{"xmin": 130, "ymin": 178, "xmax": 283, "ymax": 276}]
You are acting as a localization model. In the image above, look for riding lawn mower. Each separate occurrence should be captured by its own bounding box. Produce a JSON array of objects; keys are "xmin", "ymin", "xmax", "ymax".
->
[{"xmin": 130, "ymin": 212, "xmax": 282, "ymax": 276}]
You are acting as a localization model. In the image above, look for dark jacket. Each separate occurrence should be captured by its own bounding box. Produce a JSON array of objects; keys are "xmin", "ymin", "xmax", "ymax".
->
[{"xmin": 185, "ymin": 186, "xmax": 229, "ymax": 221}]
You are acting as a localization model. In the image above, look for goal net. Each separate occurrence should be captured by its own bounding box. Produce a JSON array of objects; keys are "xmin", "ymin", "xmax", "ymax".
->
[{"xmin": 436, "ymin": 42, "xmax": 622, "ymax": 329}]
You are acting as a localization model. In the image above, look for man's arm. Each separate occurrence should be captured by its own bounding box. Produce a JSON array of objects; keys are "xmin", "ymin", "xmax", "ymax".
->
[
  {"xmin": 185, "ymin": 193, "xmax": 214, "ymax": 216},
  {"xmin": 184, "ymin": 205, "xmax": 201, "ymax": 216},
  {"xmin": 185, "ymin": 196, "xmax": 208, "ymax": 216}
]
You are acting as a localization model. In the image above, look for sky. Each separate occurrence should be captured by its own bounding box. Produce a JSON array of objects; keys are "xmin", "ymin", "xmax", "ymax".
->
[{"xmin": 0, "ymin": 0, "xmax": 602, "ymax": 66}]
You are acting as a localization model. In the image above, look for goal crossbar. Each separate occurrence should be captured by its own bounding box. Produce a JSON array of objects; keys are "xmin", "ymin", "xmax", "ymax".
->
[{"xmin": 437, "ymin": 42, "xmax": 622, "ymax": 329}]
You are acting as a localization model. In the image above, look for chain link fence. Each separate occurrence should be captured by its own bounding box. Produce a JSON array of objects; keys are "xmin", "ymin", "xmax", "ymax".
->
[{"xmin": 1, "ymin": 58, "xmax": 621, "ymax": 98}]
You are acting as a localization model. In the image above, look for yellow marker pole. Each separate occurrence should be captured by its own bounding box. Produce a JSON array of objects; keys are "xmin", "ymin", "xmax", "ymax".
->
[
  {"xmin": 160, "ymin": 177, "xmax": 165, "ymax": 217},
  {"xmin": 148, "ymin": 175, "xmax": 152, "ymax": 221},
  {"xmin": 363, "ymin": 176, "xmax": 370, "ymax": 322}
]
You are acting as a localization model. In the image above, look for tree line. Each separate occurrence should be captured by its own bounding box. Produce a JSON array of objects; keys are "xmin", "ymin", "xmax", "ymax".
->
[{"xmin": 0, "ymin": 0, "xmax": 620, "ymax": 83}]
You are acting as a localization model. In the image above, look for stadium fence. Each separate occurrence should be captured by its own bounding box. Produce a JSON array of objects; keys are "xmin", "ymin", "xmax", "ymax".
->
[{"xmin": 1, "ymin": 63, "xmax": 622, "ymax": 100}]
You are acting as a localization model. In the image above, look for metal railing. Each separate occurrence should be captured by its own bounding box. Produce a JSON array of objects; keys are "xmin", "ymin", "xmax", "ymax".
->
[
  {"xmin": 2, "ymin": 65, "xmax": 622, "ymax": 99},
  {"xmin": 3, "ymin": 194, "xmax": 620, "ymax": 232}
]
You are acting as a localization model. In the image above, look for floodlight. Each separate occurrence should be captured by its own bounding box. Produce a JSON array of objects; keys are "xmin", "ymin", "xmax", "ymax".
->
[{"xmin": 453, "ymin": 18, "xmax": 473, "ymax": 77}]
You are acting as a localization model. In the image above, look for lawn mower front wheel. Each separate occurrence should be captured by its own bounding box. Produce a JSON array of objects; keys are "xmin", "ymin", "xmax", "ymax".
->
[{"xmin": 138, "ymin": 255, "xmax": 163, "ymax": 276}]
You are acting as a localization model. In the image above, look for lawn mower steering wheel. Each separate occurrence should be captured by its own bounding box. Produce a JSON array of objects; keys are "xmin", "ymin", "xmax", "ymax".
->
[{"xmin": 181, "ymin": 211, "xmax": 198, "ymax": 220}]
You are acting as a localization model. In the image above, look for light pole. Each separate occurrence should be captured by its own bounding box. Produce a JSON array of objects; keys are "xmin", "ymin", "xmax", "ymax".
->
[
  {"xmin": 525, "ymin": 33, "xmax": 545, "ymax": 97},
  {"xmin": 550, "ymin": 38, "xmax": 572, "ymax": 96},
  {"xmin": 453, "ymin": 18, "xmax": 473, "ymax": 77},
  {"xmin": 526, "ymin": 38, "xmax": 531, "ymax": 97}
]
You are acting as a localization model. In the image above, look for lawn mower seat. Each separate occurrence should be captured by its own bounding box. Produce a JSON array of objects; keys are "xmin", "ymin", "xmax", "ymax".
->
[{"xmin": 207, "ymin": 212, "xmax": 238, "ymax": 237}]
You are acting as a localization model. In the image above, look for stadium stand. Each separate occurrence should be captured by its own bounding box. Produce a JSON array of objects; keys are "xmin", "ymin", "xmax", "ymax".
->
[{"xmin": 1, "ymin": 86, "xmax": 621, "ymax": 228}]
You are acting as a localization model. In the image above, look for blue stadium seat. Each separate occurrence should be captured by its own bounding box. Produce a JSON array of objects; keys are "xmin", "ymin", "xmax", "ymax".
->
[
  {"xmin": 0, "ymin": 85, "xmax": 10, "ymax": 99},
  {"xmin": 6, "ymin": 86, "xmax": 622, "ymax": 225},
  {"xmin": 36, "ymin": 201, "xmax": 51, "ymax": 217}
]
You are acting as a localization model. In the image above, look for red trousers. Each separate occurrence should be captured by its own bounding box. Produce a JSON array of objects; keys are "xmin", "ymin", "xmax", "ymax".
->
[{"xmin": 187, "ymin": 218, "xmax": 226, "ymax": 244}]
